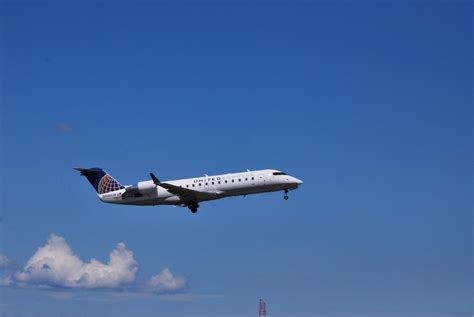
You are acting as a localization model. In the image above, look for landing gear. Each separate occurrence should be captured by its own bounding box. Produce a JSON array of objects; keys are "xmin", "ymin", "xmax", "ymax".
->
[
  {"xmin": 187, "ymin": 201, "xmax": 199, "ymax": 213},
  {"xmin": 284, "ymin": 189, "xmax": 289, "ymax": 200}
]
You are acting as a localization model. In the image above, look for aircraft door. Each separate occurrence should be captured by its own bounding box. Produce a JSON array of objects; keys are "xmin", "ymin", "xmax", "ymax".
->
[{"xmin": 258, "ymin": 175, "xmax": 265, "ymax": 186}]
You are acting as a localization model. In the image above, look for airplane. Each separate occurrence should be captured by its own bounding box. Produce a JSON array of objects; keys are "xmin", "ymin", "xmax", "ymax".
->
[{"xmin": 74, "ymin": 167, "xmax": 303, "ymax": 213}]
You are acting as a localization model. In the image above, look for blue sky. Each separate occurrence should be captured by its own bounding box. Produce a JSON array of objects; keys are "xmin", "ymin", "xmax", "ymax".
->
[{"xmin": 0, "ymin": 1, "xmax": 472, "ymax": 317}]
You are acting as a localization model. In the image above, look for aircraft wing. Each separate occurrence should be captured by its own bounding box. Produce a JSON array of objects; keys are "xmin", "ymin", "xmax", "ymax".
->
[{"xmin": 150, "ymin": 173, "xmax": 216, "ymax": 202}]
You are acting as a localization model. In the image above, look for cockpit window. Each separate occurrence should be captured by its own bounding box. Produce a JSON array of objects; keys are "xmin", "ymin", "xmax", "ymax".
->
[{"xmin": 273, "ymin": 172, "xmax": 287, "ymax": 176}]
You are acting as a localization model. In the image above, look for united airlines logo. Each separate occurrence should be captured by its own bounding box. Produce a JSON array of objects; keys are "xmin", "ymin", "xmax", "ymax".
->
[
  {"xmin": 98, "ymin": 175, "xmax": 121, "ymax": 194},
  {"xmin": 193, "ymin": 177, "xmax": 221, "ymax": 183}
]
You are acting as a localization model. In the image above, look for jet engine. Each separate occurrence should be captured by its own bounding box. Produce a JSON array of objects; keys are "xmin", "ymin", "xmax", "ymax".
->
[
  {"xmin": 122, "ymin": 180, "xmax": 156, "ymax": 198},
  {"xmin": 137, "ymin": 180, "xmax": 156, "ymax": 193}
]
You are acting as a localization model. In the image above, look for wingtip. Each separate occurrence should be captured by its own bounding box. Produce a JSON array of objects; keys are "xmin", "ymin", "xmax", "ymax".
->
[{"xmin": 150, "ymin": 172, "xmax": 160, "ymax": 184}]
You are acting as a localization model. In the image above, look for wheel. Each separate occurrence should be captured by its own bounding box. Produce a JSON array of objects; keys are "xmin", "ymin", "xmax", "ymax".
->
[
  {"xmin": 284, "ymin": 195, "xmax": 289, "ymax": 200},
  {"xmin": 188, "ymin": 202, "xmax": 199, "ymax": 213}
]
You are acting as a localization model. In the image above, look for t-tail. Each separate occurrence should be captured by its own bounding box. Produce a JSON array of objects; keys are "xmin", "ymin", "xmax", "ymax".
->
[{"xmin": 74, "ymin": 167, "xmax": 124, "ymax": 194}]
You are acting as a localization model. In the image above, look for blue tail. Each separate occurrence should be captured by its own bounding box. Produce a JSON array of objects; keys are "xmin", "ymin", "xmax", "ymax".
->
[{"xmin": 74, "ymin": 167, "xmax": 124, "ymax": 194}]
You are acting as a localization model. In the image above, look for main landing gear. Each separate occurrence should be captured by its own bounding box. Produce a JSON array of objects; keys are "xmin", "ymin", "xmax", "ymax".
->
[
  {"xmin": 187, "ymin": 201, "xmax": 199, "ymax": 213},
  {"xmin": 284, "ymin": 189, "xmax": 289, "ymax": 200}
]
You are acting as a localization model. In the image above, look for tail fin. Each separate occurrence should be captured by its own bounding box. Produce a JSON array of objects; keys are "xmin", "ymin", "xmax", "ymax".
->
[{"xmin": 74, "ymin": 167, "xmax": 124, "ymax": 194}]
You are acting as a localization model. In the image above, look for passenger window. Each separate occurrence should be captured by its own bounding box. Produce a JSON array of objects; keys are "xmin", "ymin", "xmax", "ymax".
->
[
  {"xmin": 205, "ymin": 183, "xmax": 208, "ymax": 186},
  {"xmin": 186, "ymin": 185, "xmax": 189, "ymax": 188},
  {"xmin": 252, "ymin": 177, "xmax": 254, "ymax": 180},
  {"xmin": 225, "ymin": 180, "xmax": 228, "ymax": 183},
  {"xmin": 218, "ymin": 181, "xmax": 221, "ymax": 184},
  {"xmin": 212, "ymin": 182, "xmax": 214, "ymax": 185},
  {"xmin": 192, "ymin": 184, "xmax": 195, "ymax": 187},
  {"xmin": 239, "ymin": 179, "xmax": 241, "ymax": 182},
  {"xmin": 245, "ymin": 178, "xmax": 248, "ymax": 181},
  {"xmin": 232, "ymin": 180, "xmax": 234, "ymax": 183},
  {"xmin": 199, "ymin": 183, "xmax": 202, "ymax": 186}
]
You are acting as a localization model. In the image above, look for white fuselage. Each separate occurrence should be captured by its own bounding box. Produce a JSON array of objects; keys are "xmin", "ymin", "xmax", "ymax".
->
[{"xmin": 99, "ymin": 169, "xmax": 302, "ymax": 206}]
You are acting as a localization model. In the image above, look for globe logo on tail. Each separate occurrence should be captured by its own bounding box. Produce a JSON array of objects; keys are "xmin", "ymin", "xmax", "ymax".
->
[{"xmin": 98, "ymin": 175, "xmax": 122, "ymax": 194}]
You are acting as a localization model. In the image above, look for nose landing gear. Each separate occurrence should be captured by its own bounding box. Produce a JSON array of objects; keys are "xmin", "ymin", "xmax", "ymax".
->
[{"xmin": 284, "ymin": 189, "xmax": 289, "ymax": 200}]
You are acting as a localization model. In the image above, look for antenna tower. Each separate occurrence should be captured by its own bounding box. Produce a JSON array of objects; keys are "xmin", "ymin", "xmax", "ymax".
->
[{"xmin": 259, "ymin": 299, "xmax": 266, "ymax": 317}]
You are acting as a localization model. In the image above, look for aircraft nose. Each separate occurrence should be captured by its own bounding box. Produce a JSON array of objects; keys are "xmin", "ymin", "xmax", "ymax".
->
[{"xmin": 292, "ymin": 177, "xmax": 303, "ymax": 185}]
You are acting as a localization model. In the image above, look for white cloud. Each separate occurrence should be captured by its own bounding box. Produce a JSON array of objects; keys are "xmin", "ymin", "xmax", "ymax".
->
[
  {"xmin": 0, "ymin": 276, "xmax": 12, "ymax": 286},
  {"xmin": 56, "ymin": 123, "xmax": 75, "ymax": 133},
  {"xmin": 14, "ymin": 234, "xmax": 137, "ymax": 289},
  {"xmin": 0, "ymin": 254, "xmax": 12, "ymax": 269},
  {"xmin": 0, "ymin": 234, "xmax": 187, "ymax": 296},
  {"xmin": 146, "ymin": 268, "xmax": 187, "ymax": 294}
]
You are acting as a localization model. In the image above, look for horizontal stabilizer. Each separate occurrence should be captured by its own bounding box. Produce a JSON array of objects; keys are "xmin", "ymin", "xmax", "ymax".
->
[{"xmin": 74, "ymin": 167, "xmax": 124, "ymax": 194}]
